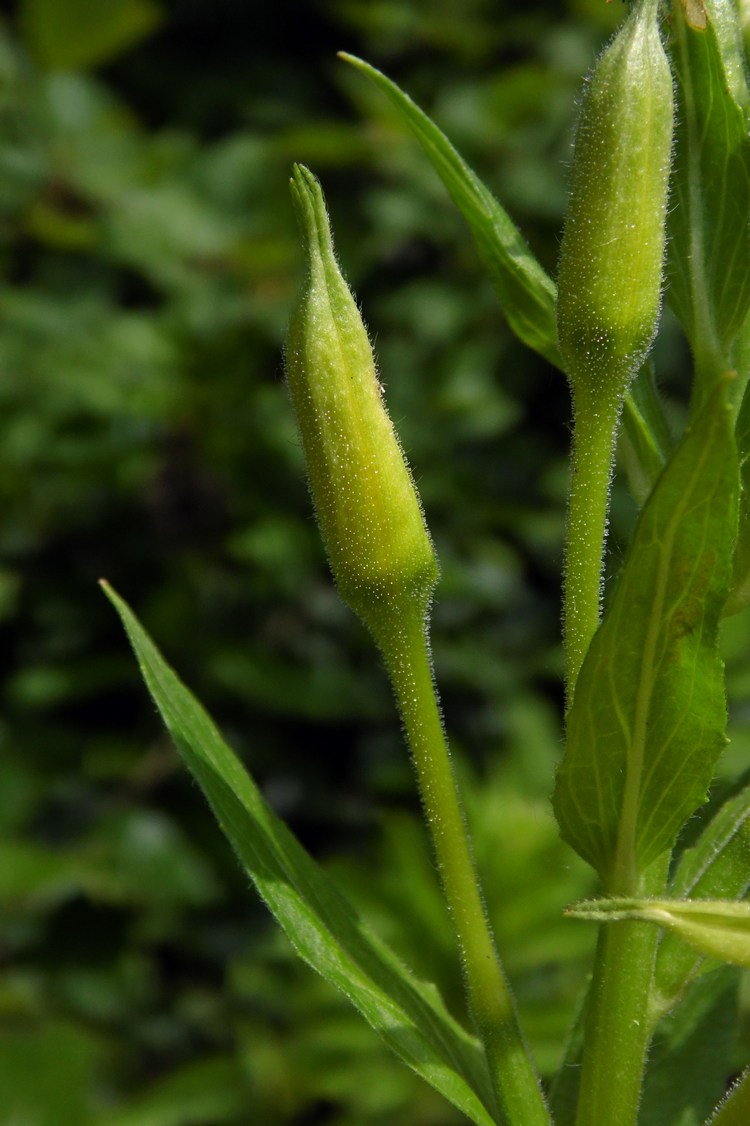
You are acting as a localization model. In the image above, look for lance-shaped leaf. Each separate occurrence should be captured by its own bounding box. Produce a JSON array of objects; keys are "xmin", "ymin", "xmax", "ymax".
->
[
  {"xmin": 565, "ymin": 898, "xmax": 750, "ymax": 969},
  {"xmin": 101, "ymin": 582, "xmax": 499, "ymax": 1126},
  {"xmin": 553, "ymin": 385, "xmax": 738, "ymax": 884},
  {"xmin": 667, "ymin": 4, "xmax": 750, "ymax": 394},
  {"xmin": 725, "ymin": 382, "xmax": 750, "ymax": 614},
  {"xmin": 339, "ymin": 52, "xmax": 561, "ymax": 370},
  {"xmin": 339, "ymin": 51, "xmax": 672, "ymax": 512}
]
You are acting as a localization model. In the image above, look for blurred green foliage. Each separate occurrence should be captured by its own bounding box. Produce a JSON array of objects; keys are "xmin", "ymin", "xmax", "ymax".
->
[{"xmin": 2, "ymin": 0, "xmax": 747, "ymax": 1122}]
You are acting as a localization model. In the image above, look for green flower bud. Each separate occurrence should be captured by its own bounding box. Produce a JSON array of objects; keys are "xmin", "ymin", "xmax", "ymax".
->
[
  {"xmin": 556, "ymin": 0, "xmax": 674, "ymax": 406},
  {"xmin": 285, "ymin": 165, "xmax": 438, "ymax": 638}
]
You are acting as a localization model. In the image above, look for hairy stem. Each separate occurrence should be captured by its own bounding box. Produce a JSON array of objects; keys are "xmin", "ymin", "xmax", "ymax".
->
[
  {"xmin": 564, "ymin": 395, "xmax": 621, "ymax": 702},
  {"xmin": 574, "ymin": 857, "xmax": 668, "ymax": 1126},
  {"xmin": 377, "ymin": 604, "xmax": 550, "ymax": 1126}
]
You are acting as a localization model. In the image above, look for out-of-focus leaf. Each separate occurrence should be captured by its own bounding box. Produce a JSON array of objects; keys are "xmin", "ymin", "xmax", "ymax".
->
[
  {"xmin": 20, "ymin": 0, "xmax": 162, "ymax": 72},
  {"xmin": 101, "ymin": 1056, "xmax": 248, "ymax": 1126},
  {"xmin": 102, "ymin": 582, "xmax": 500, "ymax": 1126},
  {"xmin": 0, "ymin": 1019, "xmax": 104, "ymax": 1126},
  {"xmin": 0, "ymin": 840, "xmax": 81, "ymax": 907},
  {"xmin": 83, "ymin": 810, "xmax": 220, "ymax": 907},
  {"xmin": 553, "ymin": 386, "xmax": 738, "ymax": 882}
]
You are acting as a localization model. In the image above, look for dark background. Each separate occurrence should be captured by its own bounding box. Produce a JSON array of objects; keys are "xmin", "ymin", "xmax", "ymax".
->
[{"xmin": 2, "ymin": 1, "xmax": 740, "ymax": 1123}]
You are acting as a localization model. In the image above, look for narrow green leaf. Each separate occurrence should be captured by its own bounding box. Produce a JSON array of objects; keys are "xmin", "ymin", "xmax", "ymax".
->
[
  {"xmin": 338, "ymin": 54, "xmax": 681, "ymax": 511},
  {"xmin": 667, "ymin": 6, "xmax": 750, "ymax": 392},
  {"xmin": 553, "ymin": 385, "xmax": 738, "ymax": 884},
  {"xmin": 339, "ymin": 52, "xmax": 561, "ymax": 370},
  {"xmin": 101, "ymin": 582, "xmax": 499, "ymax": 1126},
  {"xmin": 566, "ymin": 897, "xmax": 750, "ymax": 969},
  {"xmin": 655, "ymin": 781, "xmax": 750, "ymax": 1009},
  {"xmin": 726, "ymin": 381, "xmax": 750, "ymax": 613}
]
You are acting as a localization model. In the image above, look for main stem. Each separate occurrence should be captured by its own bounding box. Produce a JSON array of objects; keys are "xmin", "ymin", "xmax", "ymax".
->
[
  {"xmin": 564, "ymin": 394, "xmax": 621, "ymax": 702},
  {"xmin": 564, "ymin": 386, "xmax": 662, "ymax": 1126},
  {"xmin": 377, "ymin": 604, "xmax": 549, "ymax": 1126},
  {"xmin": 574, "ymin": 858, "xmax": 668, "ymax": 1126},
  {"xmin": 575, "ymin": 921, "xmax": 659, "ymax": 1125}
]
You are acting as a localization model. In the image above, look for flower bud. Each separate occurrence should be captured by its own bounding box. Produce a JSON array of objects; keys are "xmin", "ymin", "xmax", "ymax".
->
[
  {"xmin": 556, "ymin": 0, "xmax": 674, "ymax": 406},
  {"xmin": 285, "ymin": 165, "xmax": 438, "ymax": 637}
]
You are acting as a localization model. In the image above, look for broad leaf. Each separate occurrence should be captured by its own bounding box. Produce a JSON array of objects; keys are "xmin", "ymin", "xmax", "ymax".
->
[
  {"xmin": 565, "ymin": 898, "xmax": 750, "ymax": 969},
  {"xmin": 553, "ymin": 386, "xmax": 738, "ymax": 882},
  {"xmin": 339, "ymin": 53, "xmax": 561, "ymax": 369},
  {"xmin": 667, "ymin": 6, "xmax": 750, "ymax": 385},
  {"xmin": 101, "ymin": 583, "xmax": 499, "ymax": 1126}
]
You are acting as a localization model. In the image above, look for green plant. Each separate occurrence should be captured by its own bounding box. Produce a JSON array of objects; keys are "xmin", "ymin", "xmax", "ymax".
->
[{"xmin": 103, "ymin": 0, "xmax": 750, "ymax": 1122}]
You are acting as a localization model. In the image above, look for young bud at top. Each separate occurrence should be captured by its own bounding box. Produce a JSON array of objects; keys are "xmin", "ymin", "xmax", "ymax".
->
[
  {"xmin": 285, "ymin": 165, "xmax": 438, "ymax": 639},
  {"xmin": 556, "ymin": 0, "xmax": 674, "ymax": 409}
]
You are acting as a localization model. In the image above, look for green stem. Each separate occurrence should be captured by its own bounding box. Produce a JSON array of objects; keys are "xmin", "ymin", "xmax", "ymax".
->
[
  {"xmin": 574, "ymin": 857, "xmax": 668, "ymax": 1126},
  {"xmin": 377, "ymin": 604, "xmax": 549, "ymax": 1126},
  {"xmin": 564, "ymin": 394, "xmax": 621, "ymax": 701}
]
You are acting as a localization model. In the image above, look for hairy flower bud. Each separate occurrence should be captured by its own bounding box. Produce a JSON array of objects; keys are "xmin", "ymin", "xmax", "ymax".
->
[
  {"xmin": 556, "ymin": 0, "xmax": 674, "ymax": 406},
  {"xmin": 285, "ymin": 165, "xmax": 438, "ymax": 637}
]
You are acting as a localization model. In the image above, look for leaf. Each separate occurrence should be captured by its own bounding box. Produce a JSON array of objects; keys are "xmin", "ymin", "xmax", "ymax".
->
[
  {"xmin": 0, "ymin": 1019, "xmax": 105, "ymax": 1126},
  {"xmin": 655, "ymin": 781, "xmax": 750, "ymax": 1009},
  {"xmin": 101, "ymin": 582, "xmax": 499, "ymax": 1126},
  {"xmin": 640, "ymin": 969, "xmax": 738, "ymax": 1126},
  {"xmin": 100, "ymin": 1056, "xmax": 248, "ymax": 1126},
  {"xmin": 618, "ymin": 363, "xmax": 673, "ymax": 507},
  {"xmin": 339, "ymin": 53, "xmax": 561, "ymax": 370},
  {"xmin": 565, "ymin": 897, "xmax": 750, "ymax": 969},
  {"xmin": 706, "ymin": 0, "xmax": 750, "ymax": 114},
  {"xmin": 725, "ymin": 381, "xmax": 750, "ymax": 614},
  {"xmin": 338, "ymin": 53, "xmax": 675, "ymax": 515},
  {"xmin": 667, "ymin": 7, "xmax": 750, "ymax": 376},
  {"xmin": 553, "ymin": 385, "xmax": 738, "ymax": 883},
  {"xmin": 706, "ymin": 1069, "xmax": 750, "ymax": 1125},
  {"xmin": 19, "ymin": 0, "xmax": 162, "ymax": 71}
]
